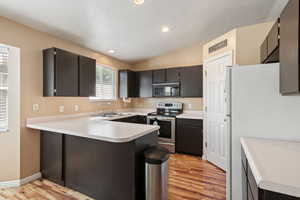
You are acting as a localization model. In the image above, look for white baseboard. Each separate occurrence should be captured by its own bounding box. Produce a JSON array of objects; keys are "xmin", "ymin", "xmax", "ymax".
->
[
  {"xmin": 0, "ymin": 172, "xmax": 41, "ymax": 188},
  {"xmin": 20, "ymin": 172, "xmax": 41, "ymax": 185},
  {"xmin": 0, "ymin": 179, "xmax": 20, "ymax": 188}
]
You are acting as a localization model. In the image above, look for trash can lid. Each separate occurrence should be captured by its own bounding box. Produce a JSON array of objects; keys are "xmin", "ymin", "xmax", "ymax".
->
[{"xmin": 144, "ymin": 146, "xmax": 170, "ymax": 165}]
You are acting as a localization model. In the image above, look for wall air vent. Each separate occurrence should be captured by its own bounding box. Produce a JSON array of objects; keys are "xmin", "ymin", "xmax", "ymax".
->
[{"xmin": 208, "ymin": 39, "xmax": 228, "ymax": 54}]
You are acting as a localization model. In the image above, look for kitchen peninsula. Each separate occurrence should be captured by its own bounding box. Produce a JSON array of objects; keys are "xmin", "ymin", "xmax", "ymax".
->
[{"xmin": 26, "ymin": 114, "xmax": 160, "ymax": 200}]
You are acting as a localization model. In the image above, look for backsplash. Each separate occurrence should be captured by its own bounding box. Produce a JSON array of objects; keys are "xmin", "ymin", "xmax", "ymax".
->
[
  {"xmin": 28, "ymin": 97, "xmax": 133, "ymax": 118},
  {"xmin": 28, "ymin": 97, "xmax": 202, "ymax": 118},
  {"xmin": 130, "ymin": 98, "xmax": 203, "ymax": 111}
]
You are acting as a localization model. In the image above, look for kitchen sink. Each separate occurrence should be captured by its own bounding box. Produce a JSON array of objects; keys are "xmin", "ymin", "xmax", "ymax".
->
[{"xmin": 91, "ymin": 112, "xmax": 130, "ymax": 118}]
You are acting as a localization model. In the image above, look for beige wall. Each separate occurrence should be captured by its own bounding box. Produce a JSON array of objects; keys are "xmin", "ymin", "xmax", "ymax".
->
[
  {"xmin": 0, "ymin": 16, "xmax": 132, "ymax": 181},
  {"xmin": 132, "ymin": 43, "xmax": 204, "ymax": 70},
  {"xmin": 236, "ymin": 22, "xmax": 274, "ymax": 65}
]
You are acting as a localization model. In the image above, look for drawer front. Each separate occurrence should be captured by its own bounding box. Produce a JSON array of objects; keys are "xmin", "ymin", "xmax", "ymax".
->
[
  {"xmin": 248, "ymin": 165, "xmax": 259, "ymax": 200},
  {"xmin": 177, "ymin": 118, "xmax": 203, "ymax": 128}
]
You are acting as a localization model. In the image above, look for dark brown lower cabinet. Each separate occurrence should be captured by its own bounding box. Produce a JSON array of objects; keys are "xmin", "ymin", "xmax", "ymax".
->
[
  {"xmin": 241, "ymin": 147, "xmax": 300, "ymax": 200},
  {"xmin": 41, "ymin": 131, "xmax": 64, "ymax": 185},
  {"xmin": 40, "ymin": 131, "xmax": 64, "ymax": 185},
  {"xmin": 41, "ymin": 131, "xmax": 158, "ymax": 200},
  {"xmin": 176, "ymin": 118, "xmax": 203, "ymax": 156}
]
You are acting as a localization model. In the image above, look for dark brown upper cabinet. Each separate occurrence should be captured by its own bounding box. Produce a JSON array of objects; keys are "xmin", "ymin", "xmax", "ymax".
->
[
  {"xmin": 43, "ymin": 47, "xmax": 96, "ymax": 97},
  {"xmin": 152, "ymin": 69, "xmax": 166, "ymax": 83},
  {"xmin": 260, "ymin": 39, "xmax": 268, "ymax": 63},
  {"xmin": 166, "ymin": 68, "xmax": 181, "ymax": 83},
  {"xmin": 119, "ymin": 66, "xmax": 203, "ymax": 98},
  {"xmin": 136, "ymin": 70, "xmax": 152, "ymax": 98},
  {"xmin": 268, "ymin": 22, "xmax": 279, "ymax": 55},
  {"xmin": 280, "ymin": 0, "xmax": 300, "ymax": 95},
  {"xmin": 180, "ymin": 66, "xmax": 203, "ymax": 97},
  {"xmin": 153, "ymin": 68, "xmax": 181, "ymax": 83},
  {"xmin": 119, "ymin": 70, "xmax": 137, "ymax": 98},
  {"xmin": 44, "ymin": 48, "xmax": 79, "ymax": 96},
  {"xmin": 260, "ymin": 20, "xmax": 280, "ymax": 64},
  {"xmin": 79, "ymin": 56, "xmax": 96, "ymax": 97}
]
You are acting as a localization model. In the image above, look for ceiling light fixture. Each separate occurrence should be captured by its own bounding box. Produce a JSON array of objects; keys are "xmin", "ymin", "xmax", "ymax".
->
[
  {"xmin": 108, "ymin": 50, "xmax": 115, "ymax": 54},
  {"xmin": 134, "ymin": 0, "xmax": 144, "ymax": 5},
  {"xmin": 161, "ymin": 26, "xmax": 170, "ymax": 33}
]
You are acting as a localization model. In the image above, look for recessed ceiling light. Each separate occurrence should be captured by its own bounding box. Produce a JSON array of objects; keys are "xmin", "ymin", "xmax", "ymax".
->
[
  {"xmin": 108, "ymin": 50, "xmax": 115, "ymax": 54},
  {"xmin": 134, "ymin": 0, "xmax": 144, "ymax": 5},
  {"xmin": 161, "ymin": 26, "xmax": 170, "ymax": 33}
]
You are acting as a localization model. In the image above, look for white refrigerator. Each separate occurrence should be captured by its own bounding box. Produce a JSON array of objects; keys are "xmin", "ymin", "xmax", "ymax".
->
[{"xmin": 227, "ymin": 63, "xmax": 300, "ymax": 200}]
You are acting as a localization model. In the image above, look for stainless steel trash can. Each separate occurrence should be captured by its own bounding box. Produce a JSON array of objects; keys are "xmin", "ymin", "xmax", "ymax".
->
[{"xmin": 144, "ymin": 147, "xmax": 170, "ymax": 200}]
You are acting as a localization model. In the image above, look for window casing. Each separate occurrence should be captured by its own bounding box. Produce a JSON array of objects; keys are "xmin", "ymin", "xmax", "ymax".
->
[
  {"xmin": 90, "ymin": 65, "xmax": 116, "ymax": 100},
  {"xmin": 0, "ymin": 46, "xmax": 8, "ymax": 131}
]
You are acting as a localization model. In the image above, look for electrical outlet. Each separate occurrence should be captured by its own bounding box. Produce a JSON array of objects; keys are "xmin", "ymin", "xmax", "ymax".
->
[
  {"xmin": 188, "ymin": 104, "xmax": 192, "ymax": 109},
  {"xmin": 74, "ymin": 105, "xmax": 79, "ymax": 112},
  {"xmin": 59, "ymin": 105, "xmax": 64, "ymax": 113},
  {"xmin": 32, "ymin": 104, "xmax": 39, "ymax": 112}
]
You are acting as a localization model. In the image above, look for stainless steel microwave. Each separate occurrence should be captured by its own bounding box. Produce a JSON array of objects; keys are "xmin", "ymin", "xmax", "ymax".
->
[{"xmin": 152, "ymin": 82, "xmax": 180, "ymax": 97}]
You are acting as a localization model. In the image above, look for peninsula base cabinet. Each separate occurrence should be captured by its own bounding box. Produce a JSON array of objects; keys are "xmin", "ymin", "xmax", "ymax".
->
[
  {"xmin": 241, "ymin": 148, "xmax": 300, "ymax": 200},
  {"xmin": 40, "ymin": 131, "xmax": 64, "ymax": 185},
  {"xmin": 41, "ymin": 131, "xmax": 158, "ymax": 200}
]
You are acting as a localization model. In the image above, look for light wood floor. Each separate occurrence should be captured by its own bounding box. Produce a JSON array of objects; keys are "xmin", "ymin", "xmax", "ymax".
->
[
  {"xmin": 169, "ymin": 154, "xmax": 226, "ymax": 200},
  {"xmin": 0, "ymin": 154, "xmax": 226, "ymax": 200}
]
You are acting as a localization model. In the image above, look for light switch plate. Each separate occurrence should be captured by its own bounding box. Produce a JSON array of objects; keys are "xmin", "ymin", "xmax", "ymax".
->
[
  {"xmin": 188, "ymin": 104, "xmax": 192, "ymax": 109},
  {"xmin": 32, "ymin": 104, "xmax": 39, "ymax": 112},
  {"xmin": 59, "ymin": 105, "xmax": 64, "ymax": 113}
]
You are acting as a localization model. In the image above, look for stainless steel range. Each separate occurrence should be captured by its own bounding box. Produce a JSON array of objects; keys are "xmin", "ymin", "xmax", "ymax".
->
[{"xmin": 147, "ymin": 102, "xmax": 183, "ymax": 153}]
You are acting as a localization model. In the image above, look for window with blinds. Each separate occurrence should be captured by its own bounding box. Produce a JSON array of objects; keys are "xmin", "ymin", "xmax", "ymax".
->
[
  {"xmin": 92, "ymin": 65, "xmax": 116, "ymax": 100},
  {"xmin": 0, "ymin": 46, "xmax": 8, "ymax": 131}
]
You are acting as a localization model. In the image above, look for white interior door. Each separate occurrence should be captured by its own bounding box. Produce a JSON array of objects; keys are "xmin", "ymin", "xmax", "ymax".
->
[{"xmin": 203, "ymin": 51, "xmax": 232, "ymax": 171}]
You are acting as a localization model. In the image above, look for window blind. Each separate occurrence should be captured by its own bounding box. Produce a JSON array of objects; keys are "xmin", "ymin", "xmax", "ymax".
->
[
  {"xmin": 0, "ymin": 46, "xmax": 8, "ymax": 131},
  {"xmin": 94, "ymin": 65, "xmax": 116, "ymax": 100}
]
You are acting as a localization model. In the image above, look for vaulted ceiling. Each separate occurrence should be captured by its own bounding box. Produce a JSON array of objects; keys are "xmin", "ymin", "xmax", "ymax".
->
[{"xmin": 0, "ymin": 0, "xmax": 288, "ymax": 62}]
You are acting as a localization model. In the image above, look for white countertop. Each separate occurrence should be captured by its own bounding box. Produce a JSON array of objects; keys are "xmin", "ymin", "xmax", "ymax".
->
[
  {"xmin": 176, "ymin": 111, "xmax": 204, "ymax": 120},
  {"xmin": 241, "ymin": 137, "xmax": 300, "ymax": 197},
  {"xmin": 27, "ymin": 113, "xmax": 159, "ymax": 143}
]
